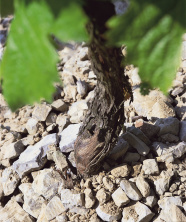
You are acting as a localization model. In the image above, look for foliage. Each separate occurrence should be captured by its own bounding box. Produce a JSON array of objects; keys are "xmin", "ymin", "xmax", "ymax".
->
[{"xmin": 0, "ymin": 0, "xmax": 185, "ymax": 110}]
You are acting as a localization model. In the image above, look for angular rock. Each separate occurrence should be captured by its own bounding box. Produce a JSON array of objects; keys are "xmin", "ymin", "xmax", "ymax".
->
[
  {"xmin": 96, "ymin": 202, "xmax": 122, "ymax": 222},
  {"xmin": 122, "ymin": 132, "xmax": 150, "ymax": 156},
  {"xmin": 132, "ymin": 88, "xmax": 175, "ymax": 119},
  {"xmin": 68, "ymin": 151, "xmax": 76, "ymax": 167},
  {"xmin": 122, "ymin": 201, "xmax": 154, "ymax": 222},
  {"xmin": 26, "ymin": 118, "xmax": 38, "ymax": 134},
  {"xmin": 112, "ymin": 187, "xmax": 130, "ymax": 207},
  {"xmin": 77, "ymin": 79, "xmax": 88, "ymax": 97},
  {"xmin": 46, "ymin": 123, "xmax": 56, "ymax": 132},
  {"xmin": 32, "ymin": 103, "xmax": 52, "ymax": 121},
  {"xmin": 19, "ymin": 183, "xmax": 45, "ymax": 218},
  {"xmin": 103, "ymin": 176, "xmax": 115, "ymax": 191},
  {"xmin": 13, "ymin": 133, "xmax": 57, "ymax": 178},
  {"xmin": 51, "ymin": 99, "xmax": 68, "ymax": 112},
  {"xmin": 37, "ymin": 201, "xmax": 48, "ymax": 222},
  {"xmin": 158, "ymin": 196, "xmax": 182, "ymax": 210},
  {"xmin": 123, "ymin": 152, "xmax": 140, "ymax": 163},
  {"xmin": 110, "ymin": 164, "xmax": 130, "ymax": 178},
  {"xmin": 120, "ymin": 179, "xmax": 142, "ymax": 201},
  {"xmin": 0, "ymin": 199, "xmax": 33, "ymax": 222},
  {"xmin": 47, "ymin": 150, "xmax": 68, "ymax": 171},
  {"xmin": 68, "ymin": 100, "xmax": 88, "ymax": 123},
  {"xmin": 0, "ymin": 140, "xmax": 25, "ymax": 161},
  {"xmin": 155, "ymin": 117, "xmax": 180, "ymax": 136},
  {"xmin": 172, "ymin": 141, "xmax": 186, "ymax": 158},
  {"xmin": 1, "ymin": 166, "xmax": 20, "ymax": 196},
  {"xmin": 32, "ymin": 169, "xmax": 63, "ymax": 200},
  {"xmin": 59, "ymin": 123, "xmax": 82, "ymax": 152},
  {"xmin": 143, "ymin": 189, "xmax": 158, "ymax": 208},
  {"xmin": 61, "ymin": 189, "xmax": 84, "ymax": 207},
  {"xmin": 142, "ymin": 159, "xmax": 159, "ymax": 175},
  {"xmin": 84, "ymin": 188, "xmax": 96, "ymax": 208},
  {"xmin": 154, "ymin": 170, "xmax": 174, "ymax": 195},
  {"xmin": 56, "ymin": 114, "xmax": 70, "ymax": 132},
  {"xmin": 155, "ymin": 204, "xmax": 186, "ymax": 222},
  {"xmin": 46, "ymin": 112, "xmax": 57, "ymax": 126},
  {"xmin": 108, "ymin": 136, "xmax": 129, "ymax": 160},
  {"xmin": 45, "ymin": 196, "xmax": 66, "ymax": 220},
  {"xmin": 151, "ymin": 142, "xmax": 169, "ymax": 156},
  {"xmin": 96, "ymin": 188, "xmax": 110, "ymax": 204},
  {"xmin": 135, "ymin": 201, "xmax": 154, "ymax": 222},
  {"xmin": 136, "ymin": 175, "xmax": 150, "ymax": 197},
  {"xmin": 131, "ymin": 162, "xmax": 142, "ymax": 177}
]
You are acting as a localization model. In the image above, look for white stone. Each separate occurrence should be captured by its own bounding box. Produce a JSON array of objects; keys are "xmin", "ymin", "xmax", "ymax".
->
[
  {"xmin": 143, "ymin": 189, "xmax": 158, "ymax": 208},
  {"xmin": 32, "ymin": 104, "xmax": 52, "ymax": 121},
  {"xmin": 19, "ymin": 183, "xmax": 45, "ymax": 218},
  {"xmin": 0, "ymin": 199, "xmax": 33, "ymax": 222},
  {"xmin": 103, "ymin": 176, "xmax": 115, "ymax": 191},
  {"xmin": 45, "ymin": 196, "xmax": 66, "ymax": 220},
  {"xmin": 59, "ymin": 123, "xmax": 82, "ymax": 152},
  {"xmin": 136, "ymin": 175, "xmax": 150, "ymax": 197},
  {"xmin": 13, "ymin": 133, "xmax": 57, "ymax": 178},
  {"xmin": 122, "ymin": 132, "xmax": 150, "ymax": 156},
  {"xmin": 120, "ymin": 179, "xmax": 142, "ymax": 201},
  {"xmin": 26, "ymin": 118, "xmax": 38, "ymax": 134},
  {"xmin": 68, "ymin": 151, "xmax": 76, "ymax": 167},
  {"xmin": 158, "ymin": 196, "xmax": 182, "ymax": 210},
  {"xmin": 37, "ymin": 201, "xmax": 48, "ymax": 222},
  {"xmin": 142, "ymin": 159, "xmax": 159, "ymax": 175},
  {"xmin": 96, "ymin": 202, "xmax": 122, "ymax": 222},
  {"xmin": 84, "ymin": 188, "xmax": 96, "ymax": 208},
  {"xmin": 135, "ymin": 201, "xmax": 154, "ymax": 222},
  {"xmin": 32, "ymin": 169, "xmax": 63, "ymax": 200},
  {"xmin": 1, "ymin": 167, "xmax": 20, "ymax": 196},
  {"xmin": 61, "ymin": 189, "xmax": 84, "ymax": 207},
  {"xmin": 112, "ymin": 187, "xmax": 130, "ymax": 207},
  {"xmin": 154, "ymin": 170, "xmax": 173, "ymax": 195},
  {"xmin": 173, "ymin": 141, "xmax": 186, "ymax": 158},
  {"xmin": 77, "ymin": 79, "xmax": 88, "ymax": 97}
]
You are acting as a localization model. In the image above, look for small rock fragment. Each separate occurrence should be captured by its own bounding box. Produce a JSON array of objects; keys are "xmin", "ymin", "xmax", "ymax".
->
[
  {"xmin": 158, "ymin": 196, "xmax": 182, "ymax": 210},
  {"xmin": 77, "ymin": 79, "xmax": 88, "ymax": 97},
  {"xmin": 46, "ymin": 112, "xmax": 57, "ymax": 126},
  {"xmin": 143, "ymin": 189, "xmax": 158, "ymax": 208},
  {"xmin": 142, "ymin": 159, "xmax": 159, "ymax": 175},
  {"xmin": 136, "ymin": 175, "xmax": 150, "ymax": 197},
  {"xmin": 84, "ymin": 188, "xmax": 96, "ymax": 208},
  {"xmin": 96, "ymin": 202, "xmax": 122, "ymax": 222},
  {"xmin": 32, "ymin": 169, "xmax": 63, "ymax": 200},
  {"xmin": 13, "ymin": 133, "xmax": 57, "ymax": 178},
  {"xmin": 68, "ymin": 151, "xmax": 76, "ymax": 167},
  {"xmin": 47, "ymin": 150, "xmax": 68, "ymax": 171},
  {"xmin": 1, "ymin": 166, "xmax": 20, "ymax": 196},
  {"xmin": 45, "ymin": 196, "xmax": 66, "ymax": 220},
  {"xmin": 135, "ymin": 201, "xmax": 154, "ymax": 222},
  {"xmin": 120, "ymin": 179, "xmax": 142, "ymax": 201},
  {"xmin": 26, "ymin": 118, "xmax": 38, "ymax": 134},
  {"xmin": 103, "ymin": 176, "xmax": 115, "ymax": 191},
  {"xmin": 19, "ymin": 183, "xmax": 45, "ymax": 218},
  {"xmin": 110, "ymin": 164, "xmax": 130, "ymax": 178},
  {"xmin": 61, "ymin": 189, "xmax": 84, "ymax": 207},
  {"xmin": 51, "ymin": 99, "xmax": 68, "ymax": 112},
  {"xmin": 59, "ymin": 123, "xmax": 82, "ymax": 152},
  {"xmin": 32, "ymin": 104, "xmax": 52, "ymax": 121},
  {"xmin": 96, "ymin": 188, "xmax": 110, "ymax": 204},
  {"xmin": 0, "ymin": 199, "xmax": 33, "ymax": 222},
  {"xmin": 112, "ymin": 187, "xmax": 130, "ymax": 207}
]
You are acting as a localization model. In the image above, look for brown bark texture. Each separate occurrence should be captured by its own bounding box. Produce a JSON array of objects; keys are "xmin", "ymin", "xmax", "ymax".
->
[{"xmin": 74, "ymin": 0, "xmax": 132, "ymax": 177}]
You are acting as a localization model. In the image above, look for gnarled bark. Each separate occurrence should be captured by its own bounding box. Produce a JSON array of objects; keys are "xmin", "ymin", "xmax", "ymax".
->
[{"xmin": 74, "ymin": 0, "xmax": 132, "ymax": 177}]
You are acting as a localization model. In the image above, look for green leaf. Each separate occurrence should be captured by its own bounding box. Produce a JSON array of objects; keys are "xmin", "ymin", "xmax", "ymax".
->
[
  {"xmin": 0, "ymin": 0, "xmax": 59, "ymax": 111},
  {"xmin": 108, "ymin": 0, "xmax": 186, "ymax": 93},
  {"xmin": 51, "ymin": 2, "xmax": 89, "ymax": 42},
  {"xmin": 0, "ymin": 0, "xmax": 14, "ymax": 17}
]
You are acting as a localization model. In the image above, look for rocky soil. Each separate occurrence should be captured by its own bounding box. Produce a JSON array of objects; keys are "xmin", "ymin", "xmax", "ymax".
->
[{"xmin": 0, "ymin": 17, "xmax": 186, "ymax": 222}]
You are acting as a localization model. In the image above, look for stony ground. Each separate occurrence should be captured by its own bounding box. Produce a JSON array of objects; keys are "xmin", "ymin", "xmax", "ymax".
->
[{"xmin": 0, "ymin": 17, "xmax": 186, "ymax": 222}]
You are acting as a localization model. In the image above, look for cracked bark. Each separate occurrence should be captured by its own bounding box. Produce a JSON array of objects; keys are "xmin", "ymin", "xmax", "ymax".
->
[{"xmin": 74, "ymin": 0, "xmax": 132, "ymax": 177}]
